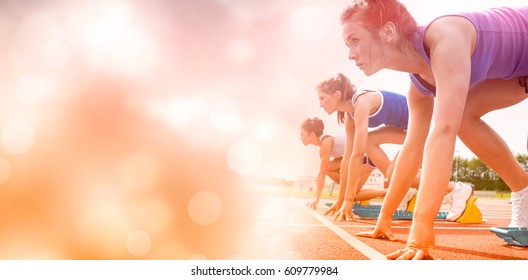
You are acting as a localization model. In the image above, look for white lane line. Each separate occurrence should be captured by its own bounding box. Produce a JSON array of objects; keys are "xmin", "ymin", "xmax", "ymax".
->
[{"xmin": 306, "ymin": 210, "xmax": 387, "ymax": 260}]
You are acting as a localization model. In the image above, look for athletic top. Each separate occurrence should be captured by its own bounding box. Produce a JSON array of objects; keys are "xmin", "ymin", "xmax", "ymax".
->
[
  {"xmin": 320, "ymin": 134, "xmax": 376, "ymax": 167},
  {"xmin": 410, "ymin": 6, "xmax": 528, "ymax": 96},
  {"xmin": 348, "ymin": 90, "xmax": 409, "ymax": 129},
  {"xmin": 321, "ymin": 135, "xmax": 345, "ymax": 158}
]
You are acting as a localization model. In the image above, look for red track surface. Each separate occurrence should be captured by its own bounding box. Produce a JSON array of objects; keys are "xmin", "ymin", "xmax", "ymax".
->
[{"xmin": 239, "ymin": 194, "xmax": 528, "ymax": 260}]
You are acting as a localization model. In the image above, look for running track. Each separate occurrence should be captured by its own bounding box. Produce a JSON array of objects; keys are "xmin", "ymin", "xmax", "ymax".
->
[{"xmin": 239, "ymin": 193, "xmax": 528, "ymax": 260}]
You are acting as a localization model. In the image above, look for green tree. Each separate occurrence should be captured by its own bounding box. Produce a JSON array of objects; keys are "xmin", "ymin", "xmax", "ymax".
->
[{"xmin": 451, "ymin": 153, "xmax": 527, "ymax": 191}]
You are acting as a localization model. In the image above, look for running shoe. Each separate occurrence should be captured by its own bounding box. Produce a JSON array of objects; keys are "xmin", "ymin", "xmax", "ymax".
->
[
  {"xmin": 397, "ymin": 188, "xmax": 416, "ymax": 211},
  {"xmin": 509, "ymin": 187, "xmax": 528, "ymax": 228},
  {"xmin": 446, "ymin": 182, "xmax": 473, "ymax": 221}
]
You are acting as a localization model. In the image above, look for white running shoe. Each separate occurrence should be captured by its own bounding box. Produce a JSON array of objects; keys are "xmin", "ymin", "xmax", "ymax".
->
[
  {"xmin": 397, "ymin": 188, "xmax": 416, "ymax": 211},
  {"xmin": 446, "ymin": 183, "xmax": 473, "ymax": 221},
  {"xmin": 509, "ymin": 187, "xmax": 528, "ymax": 228}
]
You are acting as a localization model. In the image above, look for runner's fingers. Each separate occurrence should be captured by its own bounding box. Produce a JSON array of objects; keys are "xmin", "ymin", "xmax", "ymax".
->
[
  {"xmin": 396, "ymin": 249, "xmax": 416, "ymax": 260},
  {"xmin": 356, "ymin": 228, "xmax": 386, "ymax": 239},
  {"xmin": 386, "ymin": 249, "xmax": 407, "ymax": 260},
  {"xmin": 412, "ymin": 250, "xmax": 425, "ymax": 260},
  {"xmin": 384, "ymin": 231, "xmax": 397, "ymax": 241},
  {"xmin": 355, "ymin": 231, "xmax": 373, "ymax": 238}
]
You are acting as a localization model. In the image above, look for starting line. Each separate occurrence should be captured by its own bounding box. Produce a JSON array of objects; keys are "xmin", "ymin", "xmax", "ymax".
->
[{"xmin": 306, "ymin": 209, "xmax": 387, "ymax": 260}]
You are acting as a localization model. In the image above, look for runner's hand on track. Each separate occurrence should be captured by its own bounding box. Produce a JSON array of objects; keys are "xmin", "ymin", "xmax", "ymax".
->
[
  {"xmin": 305, "ymin": 198, "xmax": 319, "ymax": 210},
  {"xmin": 386, "ymin": 246, "xmax": 437, "ymax": 260},
  {"xmin": 356, "ymin": 219, "xmax": 398, "ymax": 241},
  {"xmin": 333, "ymin": 202, "xmax": 355, "ymax": 222},
  {"xmin": 323, "ymin": 201, "xmax": 342, "ymax": 215}
]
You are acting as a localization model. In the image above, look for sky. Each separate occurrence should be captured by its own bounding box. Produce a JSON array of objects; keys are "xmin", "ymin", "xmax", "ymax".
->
[{"xmin": 0, "ymin": 0, "xmax": 526, "ymax": 259}]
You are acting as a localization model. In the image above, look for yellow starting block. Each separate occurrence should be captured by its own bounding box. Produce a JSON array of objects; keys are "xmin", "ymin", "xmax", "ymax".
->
[
  {"xmin": 405, "ymin": 193, "xmax": 482, "ymax": 224},
  {"xmin": 406, "ymin": 193, "xmax": 417, "ymax": 212},
  {"xmin": 358, "ymin": 200, "xmax": 370, "ymax": 206},
  {"xmin": 456, "ymin": 196, "xmax": 482, "ymax": 224}
]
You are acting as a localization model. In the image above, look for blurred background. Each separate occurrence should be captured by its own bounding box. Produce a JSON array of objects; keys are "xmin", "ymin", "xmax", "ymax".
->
[{"xmin": 0, "ymin": 0, "xmax": 526, "ymax": 259}]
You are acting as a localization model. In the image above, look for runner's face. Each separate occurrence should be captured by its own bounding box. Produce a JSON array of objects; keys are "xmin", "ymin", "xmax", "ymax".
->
[
  {"xmin": 318, "ymin": 89, "xmax": 339, "ymax": 115},
  {"xmin": 342, "ymin": 21, "xmax": 384, "ymax": 76},
  {"xmin": 300, "ymin": 129, "xmax": 311, "ymax": 146}
]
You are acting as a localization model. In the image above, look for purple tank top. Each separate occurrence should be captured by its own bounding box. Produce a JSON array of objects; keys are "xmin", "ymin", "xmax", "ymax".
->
[{"xmin": 410, "ymin": 6, "xmax": 528, "ymax": 96}]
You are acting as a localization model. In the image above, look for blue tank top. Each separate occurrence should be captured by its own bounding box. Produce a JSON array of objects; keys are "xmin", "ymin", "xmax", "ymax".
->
[
  {"xmin": 410, "ymin": 6, "xmax": 528, "ymax": 96},
  {"xmin": 348, "ymin": 90, "xmax": 408, "ymax": 129}
]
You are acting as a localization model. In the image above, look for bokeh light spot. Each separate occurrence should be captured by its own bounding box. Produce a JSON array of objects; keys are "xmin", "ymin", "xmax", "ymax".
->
[
  {"xmin": 1, "ymin": 120, "xmax": 36, "ymax": 154},
  {"xmin": 227, "ymin": 140, "xmax": 261, "ymax": 176},
  {"xmin": 80, "ymin": 1, "xmax": 135, "ymax": 54},
  {"xmin": 0, "ymin": 158, "xmax": 11, "ymax": 185},
  {"xmin": 78, "ymin": 1, "xmax": 159, "ymax": 77},
  {"xmin": 126, "ymin": 230, "xmax": 152, "ymax": 257},
  {"xmin": 289, "ymin": 5, "xmax": 327, "ymax": 42},
  {"xmin": 188, "ymin": 192, "xmax": 222, "ymax": 226}
]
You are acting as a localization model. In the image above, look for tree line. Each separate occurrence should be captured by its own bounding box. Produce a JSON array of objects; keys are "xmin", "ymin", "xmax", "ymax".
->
[{"xmin": 450, "ymin": 153, "xmax": 528, "ymax": 192}]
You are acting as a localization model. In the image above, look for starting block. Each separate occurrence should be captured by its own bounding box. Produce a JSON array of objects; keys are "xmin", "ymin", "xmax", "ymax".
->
[
  {"xmin": 358, "ymin": 200, "xmax": 370, "ymax": 206},
  {"xmin": 402, "ymin": 193, "xmax": 482, "ymax": 223},
  {"xmin": 352, "ymin": 203, "xmax": 448, "ymax": 220},
  {"xmin": 490, "ymin": 227, "xmax": 528, "ymax": 247},
  {"xmin": 406, "ymin": 193, "xmax": 417, "ymax": 212},
  {"xmin": 455, "ymin": 196, "xmax": 482, "ymax": 224},
  {"xmin": 324, "ymin": 195, "xmax": 482, "ymax": 223}
]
